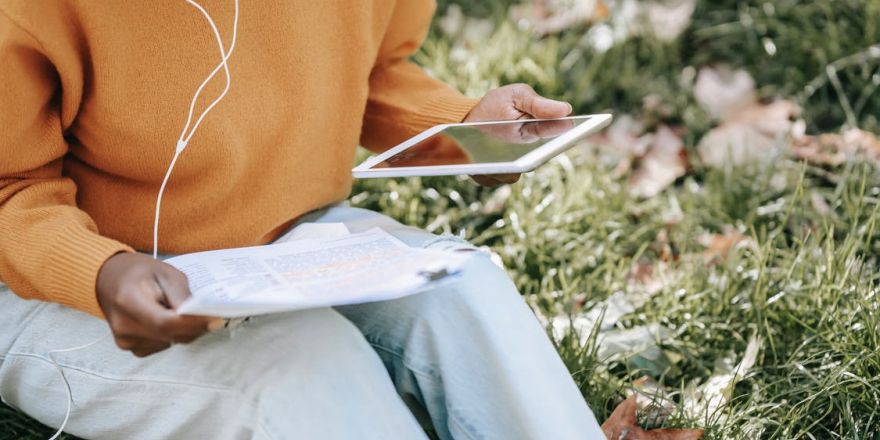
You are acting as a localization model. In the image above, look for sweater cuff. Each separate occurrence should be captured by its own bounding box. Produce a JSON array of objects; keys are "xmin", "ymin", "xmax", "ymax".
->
[
  {"xmin": 409, "ymin": 92, "xmax": 481, "ymax": 130},
  {"xmin": 47, "ymin": 224, "xmax": 134, "ymax": 318}
]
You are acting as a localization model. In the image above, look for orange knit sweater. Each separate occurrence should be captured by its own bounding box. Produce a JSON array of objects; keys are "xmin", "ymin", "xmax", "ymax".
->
[{"xmin": 0, "ymin": 1, "xmax": 478, "ymax": 317}]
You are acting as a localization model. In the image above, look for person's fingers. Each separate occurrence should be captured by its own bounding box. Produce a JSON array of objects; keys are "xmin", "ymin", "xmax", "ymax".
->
[
  {"xmin": 207, "ymin": 317, "xmax": 226, "ymax": 332},
  {"xmin": 154, "ymin": 265, "xmax": 215, "ymax": 340},
  {"xmin": 156, "ymin": 265, "xmax": 193, "ymax": 309},
  {"xmin": 110, "ymin": 276, "xmax": 167, "ymax": 335},
  {"xmin": 478, "ymin": 124, "xmax": 532, "ymax": 143},
  {"xmin": 511, "ymin": 84, "xmax": 572, "ymax": 119},
  {"xmin": 120, "ymin": 278, "xmax": 210, "ymax": 343},
  {"xmin": 522, "ymin": 118, "xmax": 576, "ymax": 139},
  {"xmin": 108, "ymin": 309, "xmax": 155, "ymax": 341},
  {"xmin": 130, "ymin": 340, "xmax": 172, "ymax": 358},
  {"xmin": 488, "ymin": 173, "xmax": 521, "ymax": 184},
  {"xmin": 470, "ymin": 175, "xmax": 497, "ymax": 187},
  {"xmin": 471, "ymin": 174, "xmax": 521, "ymax": 186},
  {"xmin": 113, "ymin": 334, "xmax": 146, "ymax": 351},
  {"xmin": 153, "ymin": 313, "xmax": 212, "ymax": 343},
  {"xmin": 512, "ymin": 122, "xmax": 540, "ymax": 143}
]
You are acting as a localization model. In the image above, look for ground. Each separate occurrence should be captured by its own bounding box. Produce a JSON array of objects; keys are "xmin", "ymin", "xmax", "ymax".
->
[{"xmin": 3, "ymin": 1, "xmax": 879, "ymax": 439}]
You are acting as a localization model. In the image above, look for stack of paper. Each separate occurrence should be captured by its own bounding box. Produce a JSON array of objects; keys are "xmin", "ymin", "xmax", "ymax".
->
[{"xmin": 169, "ymin": 226, "xmax": 471, "ymax": 317}]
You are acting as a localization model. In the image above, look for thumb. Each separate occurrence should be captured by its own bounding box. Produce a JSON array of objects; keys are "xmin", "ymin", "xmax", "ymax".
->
[
  {"xmin": 513, "ymin": 85, "xmax": 572, "ymax": 119},
  {"xmin": 155, "ymin": 266, "xmax": 194, "ymax": 310}
]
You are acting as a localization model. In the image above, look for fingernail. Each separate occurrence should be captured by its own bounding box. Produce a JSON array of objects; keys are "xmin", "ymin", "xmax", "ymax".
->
[
  {"xmin": 208, "ymin": 318, "xmax": 225, "ymax": 332},
  {"xmin": 566, "ymin": 103, "xmax": 573, "ymax": 114}
]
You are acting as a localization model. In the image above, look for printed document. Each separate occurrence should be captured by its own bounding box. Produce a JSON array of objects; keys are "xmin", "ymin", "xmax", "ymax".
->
[{"xmin": 169, "ymin": 227, "xmax": 471, "ymax": 317}]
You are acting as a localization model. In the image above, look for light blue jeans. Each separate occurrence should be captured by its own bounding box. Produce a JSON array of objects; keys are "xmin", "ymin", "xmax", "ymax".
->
[{"xmin": 0, "ymin": 205, "xmax": 604, "ymax": 439}]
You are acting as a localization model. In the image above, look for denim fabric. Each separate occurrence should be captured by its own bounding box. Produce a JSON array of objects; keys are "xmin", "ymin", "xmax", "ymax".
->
[{"xmin": 0, "ymin": 205, "xmax": 603, "ymax": 439}]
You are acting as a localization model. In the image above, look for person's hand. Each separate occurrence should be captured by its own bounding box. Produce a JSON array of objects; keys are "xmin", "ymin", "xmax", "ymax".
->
[
  {"xmin": 463, "ymin": 84, "xmax": 573, "ymax": 187},
  {"xmin": 96, "ymin": 253, "xmax": 221, "ymax": 357}
]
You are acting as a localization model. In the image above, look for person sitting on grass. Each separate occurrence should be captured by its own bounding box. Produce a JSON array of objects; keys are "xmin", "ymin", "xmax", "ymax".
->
[{"xmin": 0, "ymin": 1, "xmax": 608, "ymax": 438}]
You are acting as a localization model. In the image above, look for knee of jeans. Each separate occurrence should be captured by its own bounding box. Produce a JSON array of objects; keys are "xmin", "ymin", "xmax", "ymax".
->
[
  {"xmin": 240, "ymin": 310, "xmax": 382, "ymax": 387},
  {"xmin": 410, "ymin": 254, "xmax": 522, "ymax": 325},
  {"xmin": 456, "ymin": 253, "xmax": 517, "ymax": 293},
  {"xmin": 420, "ymin": 233, "xmax": 479, "ymax": 253}
]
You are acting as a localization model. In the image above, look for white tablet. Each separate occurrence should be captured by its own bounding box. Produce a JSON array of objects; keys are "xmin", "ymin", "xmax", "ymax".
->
[{"xmin": 353, "ymin": 114, "xmax": 612, "ymax": 178}]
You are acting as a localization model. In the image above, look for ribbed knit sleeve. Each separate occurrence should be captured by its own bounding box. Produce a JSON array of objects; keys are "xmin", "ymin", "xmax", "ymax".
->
[
  {"xmin": 359, "ymin": 0, "xmax": 480, "ymax": 152},
  {"xmin": 0, "ymin": 11, "xmax": 132, "ymax": 317}
]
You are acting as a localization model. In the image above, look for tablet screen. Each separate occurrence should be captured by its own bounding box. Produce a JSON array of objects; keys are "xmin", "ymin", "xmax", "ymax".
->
[{"xmin": 368, "ymin": 116, "xmax": 593, "ymax": 169}]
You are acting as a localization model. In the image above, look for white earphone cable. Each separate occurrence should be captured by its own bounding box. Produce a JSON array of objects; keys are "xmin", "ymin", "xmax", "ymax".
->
[
  {"xmin": 0, "ymin": 3, "xmax": 240, "ymax": 440},
  {"xmin": 153, "ymin": 0, "xmax": 239, "ymax": 259},
  {"xmin": 3, "ymin": 332, "xmax": 111, "ymax": 440},
  {"xmin": 178, "ymin": 0, "xmax": 240, "ymax": 147}
]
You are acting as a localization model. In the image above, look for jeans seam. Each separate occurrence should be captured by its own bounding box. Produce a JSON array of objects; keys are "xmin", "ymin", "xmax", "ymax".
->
[
  {"xmin": 0, "ymin": 352, "xmax": 236, "ymax": 393},
  {"xmin": 448, "ymin": 411, "xmax": 480, "ymax": 440},
  {"xmin": 367, "ymin": 342, "xmax": 440, "ymax": 383},
  {"xmin": 1, "ymin": 352, "xmax": 274, "ymax": 436}
]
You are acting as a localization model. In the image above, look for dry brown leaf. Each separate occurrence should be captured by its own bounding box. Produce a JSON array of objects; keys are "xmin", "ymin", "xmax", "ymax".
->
[
  {"xmin": 698, "ymin": 100, "xmax": 801, "ymax": 167},
  {"xmin": 511, "ymin": 0, "xmax": 609, "ymax": 35},
  {"xmin": 694, "ymin": 66, "xmax": 805, "ymax": 168},
  {"xmin": 699, "ymin": 229, "xmax": 754, "ymax": 263},
  {"xmin": 628, "ymin": 261, "xmax": 655, "ymax": 286},
  {"xmin": 585, "ymin": 114, "xmax": 647, "ymax": 177},
  {"xmin": 602, "ymin": 396, "xmax": 704, "ymax": 440},
  {"xmin": 635, "ymin": 0, "xmax": 696, "ymax": 42},
  {"xmin": 651, "ymin": 229, "xmax": 680, "ymax": 263},
  {"xmin": 632, "ymin": 376, "xmax": 677, "ymax": 420},
  {"xmin": 791, "ymin": 127, "xmax": 880, "ymax": 167},
  {"xmin": 588, "ymin": 117, "xmax": 688, "ymax": 198},
  {"xmin": 694, "ymin": 66, "xmax": 755, "ymax": 120},
  {"xmin": 610, "ymin": 0, "xmax": 696, "ymax": 43},
  {"xmin": 437, "ymin": 5, "xmax": 495, "ymax": 45},
  {"xmin": 629, "ymin": 126, "xmax": 688, "ymax": 198},
  {"xmin": 627, "ymin": 260, "xmax": 668, "ymax": 296}
]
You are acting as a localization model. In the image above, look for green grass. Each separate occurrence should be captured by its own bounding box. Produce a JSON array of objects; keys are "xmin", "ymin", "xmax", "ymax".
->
[
  {"xmin": 349, "ymin": 148, "xmax": 880, "ymax": 439},
  {"xmin": 4, "ymin": 0, "xmax": 880, "ymax": 438},
  {"xmin": 352, "ymin": 0, "xmax": 880, "ymax": 437},
  {"xmin": 0, "ymin": 405, "xmax": 74, "ymax": 440}
]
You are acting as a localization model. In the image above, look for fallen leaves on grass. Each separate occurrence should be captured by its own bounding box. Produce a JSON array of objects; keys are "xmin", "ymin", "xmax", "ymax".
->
[
  {"xmin": 628, "ymin": 260, "xmax": 664, "ymax": 294},
  {"xmin": 589, "ymin": 117, "xmax": 689, "ymax": 198},
  {"xmin": 613, "ymin": 336, "xmax": 762, "ymax": 432},
  {"xmin": 693, "ymin": 66, "xmax": 755, "ymax": 120},
  {"xmin": 632, "ymin": 376, "xmax": 677, "ymax": 420},
  {"xmin": 602, "ymin": 396, "xmax": 704, "ymax": 440},
  {"xmin": 695, "ymin": 66, "xmax": 804, "ymax": 167},
  {"xmin": 510, "ymin": 0, "xmax": 610, "ymax": 36},
  {"xmin": 512, "ymin": 0, "xmax": 695, "ymax": 45},
  {"xmin": 550, "ymin": 259, "xmax": 683, "ymax": 376},
  {"xmin": 682, "ymin": 335, "xmax": 762, "ymax": 420},
  {"xmin": 791, "ymin": 127, "xmax": 880, "ymax": 167},
  {"xmin": 693, "ymin": 66, "xmax": 880, "ymax": 170},
  {"xmin": 623, "ymin": 0, "xmax": 697, "ymax": 43},
  {"xmin": 629, "ymin": 126, "xmax": 689, "ymax": 198},
  {"xmin": 699, "ymin": 228, "xmax": 755, "ymax": 263},
  {"xmin": 437, "ymin": 5, "xmax": 496, "ymax": 48},
  {"xmin": 698, "ymin": 100, "xmax": 802, "ymax": 167}
]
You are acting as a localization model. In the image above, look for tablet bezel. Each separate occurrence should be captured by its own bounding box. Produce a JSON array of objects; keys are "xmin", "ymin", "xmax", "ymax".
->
[{"xmin": 352, "ymin": 113, "xmax": 613, "ymax": 178}]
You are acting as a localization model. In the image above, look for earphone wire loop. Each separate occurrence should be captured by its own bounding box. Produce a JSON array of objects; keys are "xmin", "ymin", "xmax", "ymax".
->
[
  {"xmin": 153, "ymin": 0, "xmax": 239, "ymax": 259},
  {"xmin": 178, "ymin": 0, "xmax": 239, "ymax": 146}
]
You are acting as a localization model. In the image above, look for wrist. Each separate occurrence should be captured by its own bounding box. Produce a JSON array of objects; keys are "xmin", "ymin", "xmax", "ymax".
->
[{"xmin": 96, "ymin": 251, "xmax": 132, "ymax": 309}]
